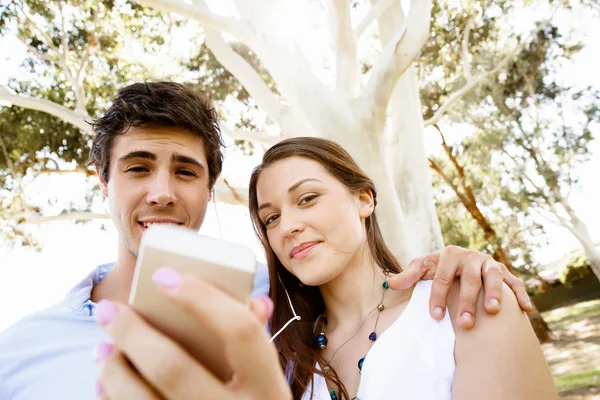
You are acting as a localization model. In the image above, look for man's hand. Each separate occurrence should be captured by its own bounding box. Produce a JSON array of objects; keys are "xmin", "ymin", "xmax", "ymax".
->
[{"xmin": 388, "ymin": 245, "xmax": 533, "ymax": 329}]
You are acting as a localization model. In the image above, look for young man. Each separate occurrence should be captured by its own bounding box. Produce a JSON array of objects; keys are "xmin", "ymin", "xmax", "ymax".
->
[{"xmin": 0, "ymin": 82, "xmax": 531, "ymax": 400}]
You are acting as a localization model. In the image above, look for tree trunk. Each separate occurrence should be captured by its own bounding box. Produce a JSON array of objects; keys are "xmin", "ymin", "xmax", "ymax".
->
[
  {"xmin": 561, "ymin": 200, "xmax": 600, "ymax": 282},
  {"xmin": 374, "ymin": 0, "xmax": 444, "ymax": 259}
]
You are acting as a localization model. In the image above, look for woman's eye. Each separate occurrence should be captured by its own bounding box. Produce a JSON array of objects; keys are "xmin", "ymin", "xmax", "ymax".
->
[
  {"xmin": 299, "ymin": 194, "xmax": 318, "ymax": 205},
  {"xmin": 265, "ymin": 214, "xmax": 280, "ymax": 226}
]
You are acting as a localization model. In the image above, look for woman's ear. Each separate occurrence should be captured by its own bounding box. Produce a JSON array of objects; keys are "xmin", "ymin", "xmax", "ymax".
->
[{"xmin": 358, "ymin": 188, "xmax": 375, "ymax": 218}]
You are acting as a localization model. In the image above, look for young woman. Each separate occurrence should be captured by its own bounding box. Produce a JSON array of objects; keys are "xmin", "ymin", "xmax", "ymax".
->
[{"xmin": 248, "ymin": 137, "xmax": 557, "ymax": 400}]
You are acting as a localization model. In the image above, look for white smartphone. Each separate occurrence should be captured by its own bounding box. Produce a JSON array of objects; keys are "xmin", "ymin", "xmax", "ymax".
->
[{"xmin": 129, "ymin": 224, "xmax": 257, "ymax": 381}]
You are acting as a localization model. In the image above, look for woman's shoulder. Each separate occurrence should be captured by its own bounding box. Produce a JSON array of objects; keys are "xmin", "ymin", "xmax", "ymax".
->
[{"xmin": 446, "ymin": 280, "xmax": 536, "ymax": 360}]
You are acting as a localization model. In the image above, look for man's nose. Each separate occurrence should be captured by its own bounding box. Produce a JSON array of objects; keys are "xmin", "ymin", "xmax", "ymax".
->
[{"xmin": 146, "ymin": 171, "xmax": 177, "ymax": 207}]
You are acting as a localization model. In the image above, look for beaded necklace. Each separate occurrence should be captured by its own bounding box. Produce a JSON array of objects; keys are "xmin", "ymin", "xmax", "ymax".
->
[{"xmin": 314, "ymin": 278, "xmax": 390, "ymax": 400}]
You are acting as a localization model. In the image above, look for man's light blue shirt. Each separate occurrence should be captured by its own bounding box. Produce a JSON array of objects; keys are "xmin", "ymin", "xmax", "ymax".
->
[{"xmin": 0, "ymin": 262, "xmax": 269, "ymax": 400}]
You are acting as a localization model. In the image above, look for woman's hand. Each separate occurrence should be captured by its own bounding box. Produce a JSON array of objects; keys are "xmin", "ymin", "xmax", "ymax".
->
[{"xmin": 93, "ymin": 268, "xmax": 291, "ymax": 400}]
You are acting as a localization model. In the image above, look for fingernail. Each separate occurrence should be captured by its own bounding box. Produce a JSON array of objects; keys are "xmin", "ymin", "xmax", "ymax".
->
[
  {"xmin": 258, "ymin": 295, "xmax": 274, "ymax": 320},
  {"xmin": 94, "ymin": 341, "xmax": 113, "ymax": 363},
  {"xmin": 489, "ymin": 298, "xmax": 500, "ymax": 310},
  {"xmin": 95, "ymin": 379, "xmax": 104, "ymax": 397},
  {"xmin": 527, "ymin": 299, "xmax": 532, "ymax": 308},
  {"xmin": 433, "ymin": 307, "xmax": 444, "ymax": 317},
  {"xmin": 460, "ymin": 312, "xmax": 473, "ymax": 325},
  {"xmin": 153, "ymin": 268, "xmax": 183, "ymax": 289},
  {"xmin": 422, "ymin": 258, "xmax": 431, "ymax": 267},
  {"xmin": 94, "ymin": 299, "xmax": 118, "ymax": 327}
]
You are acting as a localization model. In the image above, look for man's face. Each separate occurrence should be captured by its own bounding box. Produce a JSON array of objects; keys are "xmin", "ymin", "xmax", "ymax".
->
[{"xmin": 99, "ymin": 126, "xmax": 212, "ymax": 257}]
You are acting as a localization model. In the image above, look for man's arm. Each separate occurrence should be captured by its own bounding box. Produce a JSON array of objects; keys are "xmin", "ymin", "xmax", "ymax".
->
[{"xmin": 389, "ymin": 245, "xmax": 533, "ymax": 329}]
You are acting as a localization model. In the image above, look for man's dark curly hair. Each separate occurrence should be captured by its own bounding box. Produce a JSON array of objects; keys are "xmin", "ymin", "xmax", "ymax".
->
[{"xmin": 90, "ymin": 82, "xmax": 224, "ymax": 188}]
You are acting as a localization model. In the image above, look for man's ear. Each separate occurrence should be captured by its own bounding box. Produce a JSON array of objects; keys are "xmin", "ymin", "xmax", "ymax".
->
[
  {"xmin": 97, "ymin": 169, "xmax": 109, "ymax": 197},
  {"xmin": 358, "ymin": 188, "xmax": 375, "ymax": 218}
]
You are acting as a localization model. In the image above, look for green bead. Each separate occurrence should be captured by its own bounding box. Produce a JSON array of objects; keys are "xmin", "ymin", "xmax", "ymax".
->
[
  {"xmin": 330, "ymin": 390, "xmax": 338, "ymax": 400},
  {"xmin": 383, "ymin": 281, "xmax": 389, "ymax": 289}
]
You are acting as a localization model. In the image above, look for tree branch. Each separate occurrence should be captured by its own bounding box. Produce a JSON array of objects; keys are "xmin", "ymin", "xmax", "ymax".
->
[
  {"xmin": 215, "ymin": 178, "xmax": 248, "ymax": 205},
  {"xmin": 201, "ymin": 26, "xmax": 291, "ymax": 130},
  {"xmin": 462, "ymin": 16, "xmax": 475, "ymax": 82},
  {"xmin": 15, "ymin": 1, "xmax": 59, "ymax": 51},
  {"xmin": 17, "ymin": 36, "xmax": 57, "ymax": 65},
  {"xmin": 434, "ymin": 124, "xmax": 470, "ymax": 194},
  {"xmin": 363, "ymin": 0, "xmax": 431, "ymax": 120},
  {"xmin": 57, "ymin": 1, "xmax": 70, "ymax": 74},
  {"xmin": 25, "ymin": 212, "xmax": 112, "ymax": 224},
  {"xmin": 326, "ymin": 0, "xmax": 359, "ymax": 96},
  {"xmin": 136, "ymin": 0, "xmax": 246, "ymax": 36},
  {"xmin": 355, "ymin": 0, "xmax": 395, "ymax": 39},
  {"xmin": 424, "ymin": 22, "xmax": 549, "ymax": 127},
  {"xmin": 0, "ymin": 85, "xmax": 92, "ymax": 133},
  {"xmin": 428, "ymin": 157, "xmax": 470, "ymax": 206},
  {"xmin": 75, "ymin": 46, "xmax": 91, "ymax": 84},
  {"xmin": 220, "ymin": 127, "xmax": 282, "ymax": 146}
]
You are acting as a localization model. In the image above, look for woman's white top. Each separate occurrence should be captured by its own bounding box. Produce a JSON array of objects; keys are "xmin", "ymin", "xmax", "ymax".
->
[{"xmin": 302, "ymin": 280, "xmax": 456, "ymax": 400}]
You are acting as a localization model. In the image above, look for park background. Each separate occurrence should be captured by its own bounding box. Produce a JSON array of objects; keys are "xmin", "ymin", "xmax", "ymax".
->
[{"xmin": 0, "ymin": 0, "xmax": 599, "ymax": 397}]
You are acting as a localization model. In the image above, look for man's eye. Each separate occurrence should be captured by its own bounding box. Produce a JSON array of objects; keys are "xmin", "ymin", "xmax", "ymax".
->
[
  {"xmin": 265, "ymin": 214, "xmax": 280, "ymax": 226},
  {"xmin": 127, "ymin": 167, "xmax": 148, "ymax": 173},
  {"xmin": 177, "ymin": 170, "xmax": 197, "ymax": 177}
]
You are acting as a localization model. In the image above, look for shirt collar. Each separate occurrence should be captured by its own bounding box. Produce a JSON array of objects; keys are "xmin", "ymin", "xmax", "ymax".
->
[{"xmin": 63, "ymin": 262, "xmax": 115, "ymax": 312}]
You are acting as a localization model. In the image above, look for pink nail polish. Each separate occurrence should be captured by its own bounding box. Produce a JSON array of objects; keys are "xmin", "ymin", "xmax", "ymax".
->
[
  {"xmin": 94, "ymin": 299, "xmax": 118, "ymax": 327},
  {"xmin": 258, "ymin": 295, "xmax": 274, "ymax": 319},
  {"xmin": 152, "ymin": 268, "xmax": 183, "ymax": 289},
  {"xmin": 94, "ymin": 341, "xmax": 113, "ymax": 363},
  {"xmin": 95, "ymin": 379, "xmax": 104, "ymax": 396}
]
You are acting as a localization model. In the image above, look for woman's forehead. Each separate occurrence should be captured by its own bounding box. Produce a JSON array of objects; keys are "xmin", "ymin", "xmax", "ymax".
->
[{"xmin": 256, "ymin": 157, "xmax": 333, "ymax": 199}]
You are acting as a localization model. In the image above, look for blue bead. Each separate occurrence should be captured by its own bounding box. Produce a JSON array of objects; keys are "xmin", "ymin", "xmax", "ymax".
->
[
  {"xmin": 383, "ymin": 281, "xmax": 389, "ymax": 289},
  {"xmin": 316, "ymin": 333, "xmax": 328, "ymax": 348},
  {"xmin": 369, "ymin": 331, "xmax": 377, "ymax": 341},
  {"xmin": 330, "ymin": 390, "xmax": 338, "ymax": 400},
  {"xmin": 358, "ymin": 357, "xmax": 365, "ymax": 371}
]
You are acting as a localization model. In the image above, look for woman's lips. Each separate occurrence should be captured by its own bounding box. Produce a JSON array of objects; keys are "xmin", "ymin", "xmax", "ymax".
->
[{"xmin": 291, "ymin": 242, "xmax": 320, "ymax": 259}]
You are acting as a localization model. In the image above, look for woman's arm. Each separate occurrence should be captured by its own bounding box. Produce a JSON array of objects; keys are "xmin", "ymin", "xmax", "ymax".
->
[{"xmin": 448, "ymin": 282, "xmax": 558, "ymax": 400}]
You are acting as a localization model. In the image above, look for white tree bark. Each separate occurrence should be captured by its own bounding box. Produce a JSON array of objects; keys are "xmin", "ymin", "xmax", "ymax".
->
[
  {"xmin": 559, "ymin": 200, "xmax": 600, "ymax": 281},
  {"xmin": 0, "ymin": 85, "xmax": 92, "ymax": 134},
  {"xmin": 6, "ymin": 0, "xmax": 439, "ymax": 263},
  {"xmin": 133, "ymin": 0, "xmax": 434, "ymax": 263},
  {"xmin": 374, "ymin": 0, "xmax": 443, "ymax": 257}
]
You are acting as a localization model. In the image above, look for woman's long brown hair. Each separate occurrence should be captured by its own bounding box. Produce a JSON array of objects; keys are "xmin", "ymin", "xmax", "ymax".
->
[{"xmin": 248, "ymin": 137, "xmax": 402, "ymax": 399}]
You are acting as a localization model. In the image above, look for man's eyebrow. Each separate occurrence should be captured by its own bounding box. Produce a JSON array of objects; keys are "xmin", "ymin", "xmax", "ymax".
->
[
  {"xmin": 117, "ymin": 151, "xmax": 156, "ymax": 162},
  {"xmin": 171, "ymin": 153, "xmax": 205, "ymax": 169}
]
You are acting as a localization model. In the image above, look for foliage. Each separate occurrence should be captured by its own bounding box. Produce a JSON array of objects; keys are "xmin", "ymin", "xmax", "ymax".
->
[
  {"xmin": 560, "ymin": 253, "xmax": 593, "ymax": 286},
  {"xmin": 422, "ymin": 0, "xmax": 599, "ymax": 273}
]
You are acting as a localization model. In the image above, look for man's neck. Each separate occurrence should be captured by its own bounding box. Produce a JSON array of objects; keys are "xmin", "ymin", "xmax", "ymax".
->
[{"xmin": 90, "ymin": 242, "xmax": 137, "ymax": 304}]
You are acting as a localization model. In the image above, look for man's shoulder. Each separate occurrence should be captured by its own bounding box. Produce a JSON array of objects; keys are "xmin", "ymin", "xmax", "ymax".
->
[
  {"xmin": 0, "ymin": 301, "xmax": 107, "ymax": 400},
  {"xmin": 251, "ymin": 261, "xmax": 270, "ymax": 298},
  {"xmin": 0, "ymin": 302, "xmax": 69, "ymax": 349}
]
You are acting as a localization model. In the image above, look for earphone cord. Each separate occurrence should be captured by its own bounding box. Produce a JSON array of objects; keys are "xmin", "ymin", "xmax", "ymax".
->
[{"xmin": 269, "ymin": 286, "xmax": 301, "ymax": 342}]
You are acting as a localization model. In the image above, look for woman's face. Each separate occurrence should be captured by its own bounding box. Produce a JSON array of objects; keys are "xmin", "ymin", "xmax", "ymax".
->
[{"xmin": 256, "ymin": 156, "xmax": 374, "ymax": 286}]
